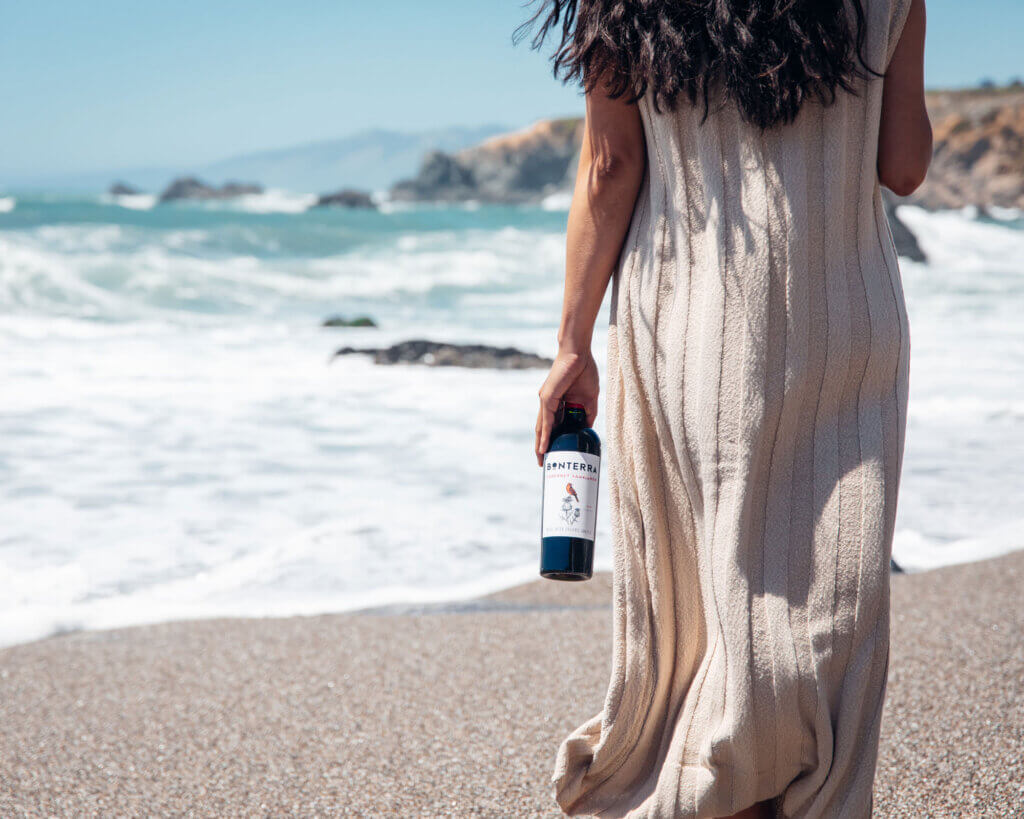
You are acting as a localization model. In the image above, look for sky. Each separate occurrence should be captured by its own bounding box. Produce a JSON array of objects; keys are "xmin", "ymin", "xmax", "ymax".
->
[{"xmin": 1, "ymin": 0, "xmax": 1022, "ymax": 179}]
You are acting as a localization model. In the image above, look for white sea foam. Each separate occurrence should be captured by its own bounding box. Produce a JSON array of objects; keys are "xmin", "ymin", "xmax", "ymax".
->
[
  {"xmin": 893, "ymin": 519, "xmax": 1024, "ymax": 572},
  {"xmin": 160, "ymin": 189, "xmax": 319, "ymax": 214},
  {"xmin": 0, "ymin": 326, "xmax": 597, "ymax": 648},
  {"xmin": 231, "ymin": 189, "xmax": 319, "ymax": 213},
  {"xmin": 541, "ymin": 191, "xmax": 573, "ymax": 211},
  {"xmin": 0, "ymin": 196, "xmax": 15, "ymax": 212},
  {"xmin": 898, "ymin": 204, "xmax": 1024, "ymax": 273},
  {"xmin": 987, "ymin": 204, "xmax": 1023, "ymax": 222},
  {"xmin": 101, "ymin": 192, "xmax": 158, "ymax": 210},
  {"xmin": 0, "ymin": 223, "xmax": 567, "ymax": 323},
  {"xmin": 0, "ymin": 200, "xmax": 1021, "ymax": 648},
  {"xmin": 375, "ymin": 198, "xmax": 418, "ymax": 214}
]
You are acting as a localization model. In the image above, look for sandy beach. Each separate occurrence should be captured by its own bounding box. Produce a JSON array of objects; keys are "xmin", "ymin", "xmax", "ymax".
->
[{"xmin": 1, "ymin": 550, "xmax": 1021, "ymax": 817}]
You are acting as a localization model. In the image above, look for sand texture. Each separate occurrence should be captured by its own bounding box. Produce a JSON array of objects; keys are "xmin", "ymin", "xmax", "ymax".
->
[{"xmin": 1, "ymin": 551, "xmax": 1021, "ymax": 817}]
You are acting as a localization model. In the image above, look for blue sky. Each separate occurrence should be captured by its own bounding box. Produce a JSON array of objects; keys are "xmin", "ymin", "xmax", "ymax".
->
[{"xmin": 1, "ymin": 0, "xmax": 1021, "ymax": 178}]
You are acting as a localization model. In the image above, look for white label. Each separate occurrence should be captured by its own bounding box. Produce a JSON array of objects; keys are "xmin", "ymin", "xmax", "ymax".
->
[{"xmin": 542, "ymin": 451, "xmax": 600, "ymax": 540}]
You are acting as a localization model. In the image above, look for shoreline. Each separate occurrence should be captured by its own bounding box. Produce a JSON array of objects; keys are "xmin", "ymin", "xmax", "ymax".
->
[
  {"xmin": 3, "ymin": 201, "xmax": 1023, "ymax": 659},
  {"xmin": 2, "ymin": 549, "xmax": 1021, "ymax": 815},
  {"xmin": 4, "ymin": 544, "xmax": 1019, "ymax": 652}
]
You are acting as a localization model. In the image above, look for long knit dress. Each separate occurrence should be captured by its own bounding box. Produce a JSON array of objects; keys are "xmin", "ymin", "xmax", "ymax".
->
[{"xmin": 551, "ymin": 0, "xmax": 914, "ymax": 816}]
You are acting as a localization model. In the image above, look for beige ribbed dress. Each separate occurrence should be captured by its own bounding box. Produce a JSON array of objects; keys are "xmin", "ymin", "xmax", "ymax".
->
[{"xmin": 551, "ymin": 0, "xmax": 914, "ymax": 816}]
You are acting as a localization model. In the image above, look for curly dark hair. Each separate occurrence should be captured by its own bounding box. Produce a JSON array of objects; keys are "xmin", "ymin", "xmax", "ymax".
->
[{"xmin": 513, "ymin": 0, "xmax": 885, "ymax": 130}]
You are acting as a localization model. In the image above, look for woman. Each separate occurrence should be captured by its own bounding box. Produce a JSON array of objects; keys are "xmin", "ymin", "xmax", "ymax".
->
[{"xmin": 520, "ymin": 0, "xmax": 931, "ymax": 816}]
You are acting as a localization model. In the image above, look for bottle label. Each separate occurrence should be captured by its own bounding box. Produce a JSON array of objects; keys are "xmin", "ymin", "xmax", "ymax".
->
[{"xmin": 542, "ymin": 451, "xmax": 600, "ymax": 540}]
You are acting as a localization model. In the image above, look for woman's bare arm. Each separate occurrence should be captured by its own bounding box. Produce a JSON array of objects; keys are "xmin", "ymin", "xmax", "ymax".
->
[
  {"xmin": 878, "ymin": 0, "xmax": 932, "ymax": 195},
  {"xmin": 534, "ymin": 72, "xmax": 646, "ymax": 465}
]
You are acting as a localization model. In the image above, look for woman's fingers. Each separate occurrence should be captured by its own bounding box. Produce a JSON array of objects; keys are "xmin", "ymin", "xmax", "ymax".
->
[
  {"xmin": 536, "ymin": 381, "xmax": 559, "ymax": 465},
  {"xmin": 535, "ymin": 350, "xmax": 600, "ymax": 464},
  {"xmin": 561, "ymin": 355, "xmax": 600, "ymax": 426},
  {"xmin": 536, "ymin": 405, "xmax": 553, "ymax": 466},
  {"xmin": 536, "ymin": 398, "xmax": 560, "ymax": 465}
]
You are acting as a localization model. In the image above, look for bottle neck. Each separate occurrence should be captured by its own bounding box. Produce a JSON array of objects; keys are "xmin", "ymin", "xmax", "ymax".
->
[{"xmin": 561, "ymin": 405, "xmax": 587, "ymax": 431}]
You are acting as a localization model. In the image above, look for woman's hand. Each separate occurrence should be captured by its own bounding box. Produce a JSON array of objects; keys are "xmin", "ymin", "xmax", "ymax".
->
[{"xmin": 535, "ymin": 348, "xmax": 600, "ymax": 466}]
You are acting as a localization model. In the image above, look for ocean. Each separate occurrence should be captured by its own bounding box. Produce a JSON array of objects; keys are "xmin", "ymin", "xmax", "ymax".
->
[{"xmin": 1, "ymin": 191, "xmax": 1022, "ymax": 647}]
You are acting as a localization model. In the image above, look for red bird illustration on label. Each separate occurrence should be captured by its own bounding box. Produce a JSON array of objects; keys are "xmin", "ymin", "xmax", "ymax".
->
[{"xmin": 566, "ymin": 483, "xmax": 580, "ymax": 503}]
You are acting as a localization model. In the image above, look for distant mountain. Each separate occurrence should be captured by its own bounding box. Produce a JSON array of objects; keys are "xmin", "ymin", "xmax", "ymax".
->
[
  {"xmin": 5, "ymin": 124, "xmax": 514, "ymax": 194},
  {"xmin": 200, "ymin": 124, "xmax": 513, "ymax": 194}
]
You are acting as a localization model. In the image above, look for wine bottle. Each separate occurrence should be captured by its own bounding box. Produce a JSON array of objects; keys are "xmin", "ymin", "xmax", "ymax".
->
[{"xmin": 540, "ymin": 401, "xmax": 601, "ymax": 581}]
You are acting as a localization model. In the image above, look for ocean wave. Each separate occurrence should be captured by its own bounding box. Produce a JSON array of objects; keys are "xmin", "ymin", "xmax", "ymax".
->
[
  {"xmin": 0, "ymin": 220, "xmax": 567, "ymax": 320},
  {"xmin": 541, "ymin": 191, "xmax": 572, "ymax": 211},
  {"xmin": 986, "ymin": 204, "xmax": 1023, "ymax": 222},
  {"xmin": 0, "ymin": 343, "xmax": 582, "ymax": 649},
  {"xmin": 375, "ymin": 198, "xmax": 419, "ymax": 214},
  {"xmin": 908, "ymin": 395, "xmax": 1024, "ymax": 423},
  {"xmin": 897, "ymin": 205, "xmax": 1024, "ymax": 276},
  {"xmin": 231, "ymin": 189, "xmax": 319, "ymax": 213},
  {"xmin": 310, "ymin": 228, "xmax": 565, "ymax": 300},
  {"xmin": 94, "ymin": 190, "xmax": 320, "ymax": 214},
  {"xmin": 100, "ymin": 192, "xmax": 158, "ymax": 211},
  {"xmin": 374, "ymin": 198, "xmax": 516, "ymax": 214},
  {"xmin": 2, "ymin": 507, "xmax": 1019, "ymax": 649},
  {"xmin": 893, "ymin": 519, "xmax": 1024, "ymax": 572},
  {"xmin": 0, "ymin": 196, "xmax": 15, "ymax": 213},
  {"xmin": 953, "ymin": 203, "xmax": 1024, "ymax": 223},
  {"xmin": 0, "ymin": 555, "xmax": 556, "ymax": 649},
  {"xmin": 176, "ymin": 189, "xmax": 319, "ymax": 214}
]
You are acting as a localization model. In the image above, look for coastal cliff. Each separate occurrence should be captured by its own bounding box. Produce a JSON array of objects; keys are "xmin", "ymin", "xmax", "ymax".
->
[
  {"xmin": 390, "ymin": 86, "xmax": 1024, "ymax": 215},
  {"xmin": 905, "ymin": 87, "xmax": 1024, "ymax": 210},
  {"xmin": 390, "ymin": 118, "xmax": 583, "ymax": 204}
]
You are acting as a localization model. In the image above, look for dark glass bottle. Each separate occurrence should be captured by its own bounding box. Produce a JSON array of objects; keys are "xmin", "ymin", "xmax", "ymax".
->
[{"xmin": 540, "ymin": 401, "xmax": 601, "ymax": 581}]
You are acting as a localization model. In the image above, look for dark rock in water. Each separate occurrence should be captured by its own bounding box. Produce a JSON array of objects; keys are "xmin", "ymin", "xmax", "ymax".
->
[
  {"xmin": 890, "ymin": 557, "xmax": 905, "ymax": 574},
  {"xmin": 159, "ymin": 177, "xmax": 210, "ymax": 201},
  {"xmin": 322, "ymin": 315, "xmax": 377, "ymax": 328},
  {"xmin": 109, "ymin": 181, "xmax": 141, "ymax": 196},
  {"xmin": 314, "ymin": 189, "xmax": 376, "ymax": 209},
  {"xmin": 882, "ymin": 189, "xmax": 927, "ymax": 262},
  {"xmin": 159, "ymin": 177, "xmax": 263, "ymax": 202},
  {"xmin": 219, "ymin": 180, "xmax": 263, "ymax": 197},
  {"xmin": 335, "ymin": 339, "xmax": 552, "ymax": 369},
  {"xmin": 390, "ymin": 151, "xmax": 479, "ymax": 202}
]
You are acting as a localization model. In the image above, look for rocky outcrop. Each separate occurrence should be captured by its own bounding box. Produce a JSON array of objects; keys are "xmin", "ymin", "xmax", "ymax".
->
[
  {"xmin": 108, "ymin": 182, "xmax": 141, "ymax": 196},
  {"xmin": 314, "ymin": 189, "xmax": 376, "ymax": 209},
  {"xmin": 158, "ymin": 177, "xmax": 263, "ymax": 202},
  {"xmin": 323, "ymin": 315, "xmax": 377, "ymax": 328},
  {"xmin": 390, "ymin": 118, "xmax": 583, "ymax": 204},
  {"xmin": 881, "ymin": 189, "xmax": 926, "ymax": 262},
  {"xmin": 907, "ymin": 88, "xmax": 1024, "ymax": 210},
  {"xmin": 390, "ymin": 151, "xmax": 478, "ymax": 202},
  {"xmin": 387, "ymin": 85, "xmax": 1024, "ymax": 263},
  {"xmin": 334, "ymin": 340, "xmax": 553, "ymax": 369}
]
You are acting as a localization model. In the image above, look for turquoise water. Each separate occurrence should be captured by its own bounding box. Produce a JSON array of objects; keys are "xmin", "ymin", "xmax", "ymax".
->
[
  {"xmin": 0, "ymin": 193, "xmax": 569, "ymax": 326},
  {"xmin": 1, "ymin": 192, "xmax": 1022, "ymax": 646}
]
